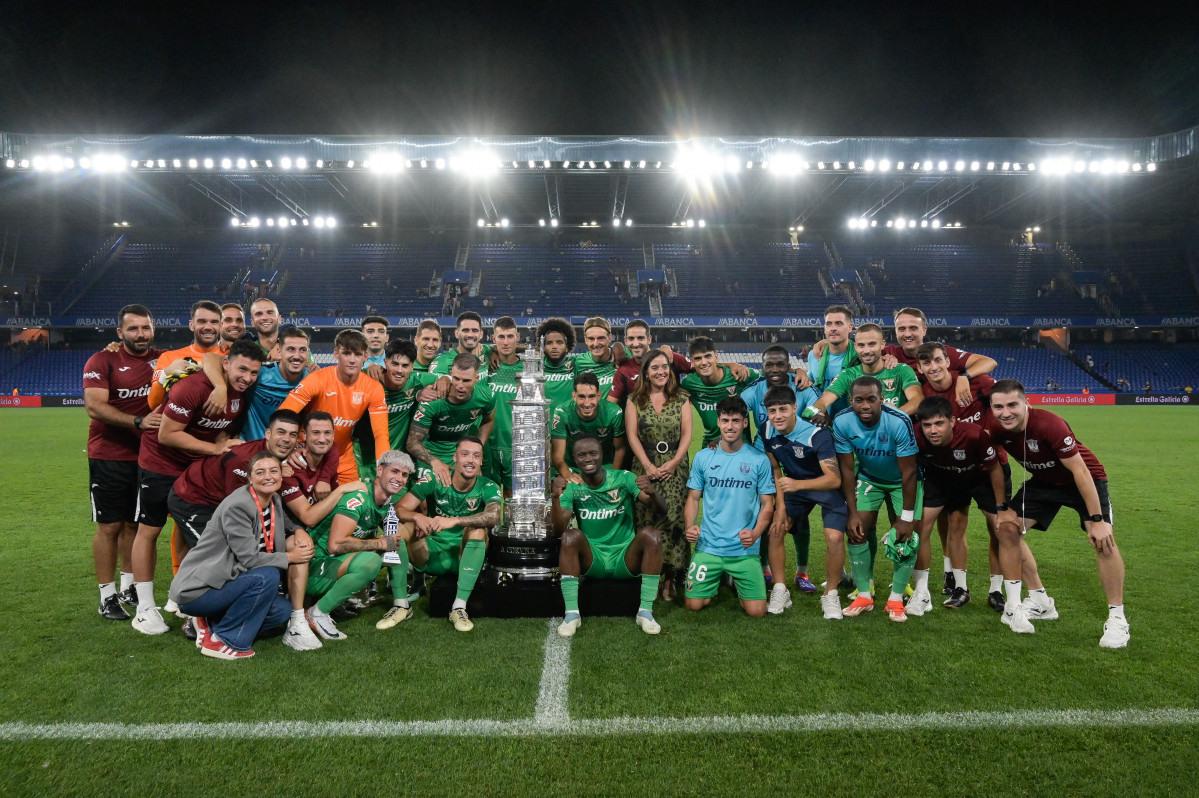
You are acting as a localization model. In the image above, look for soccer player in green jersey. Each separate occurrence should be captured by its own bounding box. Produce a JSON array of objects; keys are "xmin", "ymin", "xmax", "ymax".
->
[
  {"xmin": 535, "ymin": 317, "xmax": 577, "ymax": 411},
  {"xmin": 354, "ymin": 339, "xmax": 439, "ymax": 478},
  {"xmin": 396, "ymin": 436, "xmax": 502, "ymax": 632},
  {"xmin": 809, "ymin": 324, "xmax": 923, "ymax": 423},
  {"xmin": 413, "ymin": 319, "xmax": 442, "ymax": 373},
  {"xmin": 551, "ymin": 372, "xmax": 627, "ymax": 482},
  {"xmin": 407, "ymin": 352, "xmax": 496, "ymax": 485},
  {"xmin": 432, "ymin": 311, "xmax": 492, "ymax": 379},
  {"xmin": 551, "ymin": 435, "xmax": 666, "ymax": 637},
  {"xmin": 681, "ymin": 336, "xmax": 761, "ymax": 446},
  {"xmin": 304, "ymin": 450, "xmax": 413, "ymax": 640},
  {"xmin": 573, "ymin": 316, "xmax": 620, "ymax": 399},
  {"xmin": 484, "ymin": 316, "xmax": 524, "ymax": 496}
]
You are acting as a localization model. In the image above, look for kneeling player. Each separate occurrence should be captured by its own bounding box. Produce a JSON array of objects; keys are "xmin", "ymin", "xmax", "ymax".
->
[
  {"xmin": 551, "ymin": 435, "xmax": 666, "ymax": 637},
  {"xmin": 304, "ymin": 450, "xmax": 413, "ymax": 640},
  {"xmin": 396, "ymin": 436, "xmax": 501, "ymax": 632},
  {"xmin": 683, "ymin": 397, "xmax": 775, "ymax": 617},
  {"xmin": 758, "ymin": 386, "xmax": 848, "ymax": 619}
]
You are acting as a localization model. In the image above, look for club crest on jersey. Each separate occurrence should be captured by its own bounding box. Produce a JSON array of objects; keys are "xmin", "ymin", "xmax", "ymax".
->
[
  {"xmin": 878, "ymin": 431, "xmax": 890, "ymax": 444},
  {"xmin": 1063, "ymin": 436, "xmax": 1074, "ymax": 447},
  {"xmin": 726, "ymin": 386, "xmax": 737, "ymax": 395},
  {"xmin": 1027, "ymin": 440, "xmax": 1040, "ymax": 452},
  {"xmin": 230, "ymin": 399, "xmax": 240, "ymax": 413},
  {"xmin": 465, "ymin": 498, "xmax": 479, "ymax": 510},
  {"xmin": 953, "ymin": 449, "xmax": 966, "ymax": 460},
  {"xmin": 740, "ymin": 463, "xmax": 751, "ymax": 473},
  {"xmin": 596, "ymin": 426, "xmax": 609, "ymax": 436},
  {"xmin": 792, "ymin": 445, "xmax": 805, "ymax": 458},
  {"xmin": 470, "ymin": 409, "xmax": 481, "ymax": 419},
  {"xmin": 416, "ymin": 471, "xmax": 432, "ymax": 484},
  {"xmin": 346, "ymin": 497, "xmax": 363, "ymax": 510},
  {"xmin": 882, "ymin": 378, "xmax": 897, "ymax": 392},
  {"xmin": 607, "ymin": 489, "xmax": 621, "ymax": 501},
  {"xmin": 352, "ymin": 391, "xmax": 364, "ymax": 405}
]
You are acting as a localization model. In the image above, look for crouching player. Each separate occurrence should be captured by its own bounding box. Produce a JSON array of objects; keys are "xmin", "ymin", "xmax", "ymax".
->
[
  {"xmin": 758, "ymin": 386, "xmax": 848, "ymax": 620},
  {"xmin": 396, "ymin": 436, "xmax": 501, "ymax": 632},
  {"xmin": 551, "ymin": 435, "xmax": 666, "ymax": 637},
  {"xmin": 683, "ymin": 397, "xmax": 775, "ymax": 617},
  {"xmin": 833, "ymin": 377, "xmax": 921, "ymax": 622},
  {"xmin": 304, "ymin": 450, "xmax": 413, "ymax": 640}
]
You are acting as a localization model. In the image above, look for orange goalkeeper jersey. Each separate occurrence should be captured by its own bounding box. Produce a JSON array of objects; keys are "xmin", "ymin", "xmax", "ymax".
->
[
  {"xmin": 279, "ymin": 365, "xmax": 388, "ymax": 483},
  {"xmin": 147, "ymin": 342, "xmax": 224, "ymax": 409}
]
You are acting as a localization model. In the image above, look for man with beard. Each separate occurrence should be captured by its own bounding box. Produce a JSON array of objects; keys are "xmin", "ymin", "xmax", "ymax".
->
[
  {"xmin": 432, "ymin": 312, "xmax": 492, "ymax": 380},
  {"xmin": 412, "ymin": 319, "xmax": 443, "ymax": 374},
  {"xmin": 145, "ymin": 300, "xmax": 223, "ymax": 409},
  {"xmin": 808, "ymin": 324, "xmax": 923, "ymax": 422},
  {"xmin": 241, "ymin": 327, "xmax": 313, "ymax": 440},
  {"xmin": 407, "ymin": 352, "xmax": 496, "ymax": 486},
  {"xmin": 83, "ymin": 304, "xmax": 164, "ymax": 620},
  {"xmin": 551, "ymin": 372, "xmax": 627, "ymax": 482}
]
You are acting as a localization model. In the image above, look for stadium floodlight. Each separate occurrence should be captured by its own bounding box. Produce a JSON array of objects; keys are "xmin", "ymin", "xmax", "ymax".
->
[
  {"xmin": 528, "ymin": 160, "xmax": 537, "ymax": 168},
  {"xmin": 500, "ymin": 218, "xmax": 509, "ymax": 228},
  {"xmin": 832, "ymin": 161, "xmax": 842, "ymax": 170},
  {"xmin": 156, "ymin": 159, "xmax": 165, "ymax": 168},
  {"xmin": 970, "ymin": 161, "xmax": 980, "ymax": 171},
  {"xmin": 771, "ymin": 153, "xmax": 805, "ymax": 176},
  {"xmin": 863, "ymin": 159, "xmax": 876, "ymax": 171},
  {"xmin": 127, "ymin": 159, "xmax": 138, "ymax": 169},
  {"xmin": 879, "ymin": 159, "xmax": 891, "ymax": 171},
  {"xmin": 544, "ymin": 160, "xmax": 551, "ymax": 168},
  {"xmin": 848, "ymin": 161, "xmax": 856, "ymax": 170},
  {"xmin": 539, "ymin": 218, "xmax": 546, "ymax": 227},
  {"xmin": 674, "ymin": 146, "xmax": 728, "ymax": 178},
  {"xmin": 604, "ymin": 161, "xmax": 612, "ymax": 169},
  {"xmin": 449, "ymin": 150, "xmax": 500, "ymax": 176},
  {"xmin": 249, "ymin": 217, "xmax": 261, "ymax": 227},
  {"xmin": 1001, "ymin": 162, "xmax": 1011, "ymax": 171},
  {"xmin": 142, "ymin": 160, "xmax": 153, "ymax": 169},
  {"xmin": 612, "ymin": 218, "xmax": 621, "ymax": 227},
  {"xmin": 1147, "ymin": 162, "xmax": 1156, "ymax": 172},
  {"xmin": 232, "ymin": 158, "xmax": 245, "ymax": 169},
  {"xmin": 886, "ymin": 220, "xmax": 894, "ymax": 228},
  {"xmin": 638, "ymin": 160, "xmax": 646, "ymax": 168},
  {"xmin": 370, "ymin": 153, "xmax": 405, "ymax": 174},
  {"xmin": 909, "ymin": 219, "xmax": 917, "ymax": 228},
  {"xmin": 172, "ymin": 159, "xmax": 182, "ymax": 168},
  {"xmin": 280, "ymin": 157, "xmax": 293, "ymax": 170},
  {"xmin": 1012, "ymin": 162, "xmax": 1022, "ymax": 171},
  {"xmin": 230, "ymin": 217, "xmax": 240, "ymax": 227},
  {"xmin": 1132, "ymin": 163, "xmax": 1143, "ymax": 172},
  {"xmin": 316, "ymin": 160, "xmax": 324, "ymax": 168},
  {"xmin": 685, "ymin": 219, "xmax": 695, "ymax": 228},
  {"xmin": 291, "ymin": 219, "xmax": 298, "ymax": 226},
  {"xmin": 221, "ymin": 158, "xmax": 233, "ymax": 169},
  {"xmin": 931, "ymin": 218, "xmax": 941, "ymax": 228},
  {"xmin": 987, "ymin": 162, "xmax": 996, "ymax": 170},
  {"xmin": 301, "ymin": 218, "xmax": 309, "ymax": 226},
  {"xmin": 870, "ymin": 219, "xmax": 877, "ymax": 227},
  {"xmin": 477, "ymin": 218, "xmax": 486, "ymax": 227},
  {"xmin": 203, "ymin": 158, "xmax": 214, "ymax": 169},
  {"xmin": 1101, "ymin": 159, "xmax": 1115, "ymax": 173},
  {"xmin": 78, "ymin": 157, "xmax": 90, "ymax": 169},
  {"xmin": 626, "ymin": 219, "xmax": 633, "ymax": 227},
  {"xmin": 278, "ymin": 216, "xmax": 288, "ymax": 228},
  {"xmin": 1033, "ymin": 226, "xmax": 1041, "ymax": 232},
  {"xmin": 326, "ymin": 217, "xmax": 337, "ymax": 227},
  {"xmin": 725, "ymin": 155, "xmax": 740, "ymax": 172},
  {"xmin": 1028, "ymin": 163, "xmax": 1037, "ymax": 171},
  {"xmin": 435, "ymin": 158, "xmax": 446, "ymax": 170},
  {"xmin": 346, "ymin": 160, "xmax": 355, "ymax": 168},
  {"xmin": 296, "ymin": 158, "xmax": 308, "ymax": 169},
  {"xmin": 920, "ymin": 220, "xmax": 928, "ymax": 228},
  {"xmin": 17, "ymin": 159, "xmax": 28, "ymax": 168},
  {"xmin": 698, "ymin": 219, "xmax": 706, "ymax": 228},
  {"xmin": 923, "ymin": 160, "xmax": 933, "ymax": 171},
  {"xmin": 624, "ymin": 160, "xmax": 631, "ymax": 168},
  {"xmin": 313, "ymin": 217, "xmax": 325, "ymax": 228},
  {"xmin": 550, "ymin": 218, "xmax": 559, "ymax": 227},
  {"xmin": 265, "ymin": 160, "xmax": 273, "ymax": 167},
  {"xmin": 267, "ymin": 218, "xmax": 275, "ymax": 227},
  {"xmin": 941, "ymin": 160, "xmax": 952, "ymax": 171},
  {"xmin": 5, "ymin": 159, "xmax": 14, "ymax": 168}
]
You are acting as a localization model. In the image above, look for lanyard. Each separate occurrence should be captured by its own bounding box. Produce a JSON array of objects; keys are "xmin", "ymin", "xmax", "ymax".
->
[{"xmin": 248, "ymin": 487, "xmax": 276, "ymax": 553}]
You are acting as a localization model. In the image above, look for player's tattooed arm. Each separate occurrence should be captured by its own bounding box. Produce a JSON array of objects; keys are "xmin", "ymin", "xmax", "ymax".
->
[
  {"xmin": 406, "ymin": 425, "xmax": 450, "ymax": 485},
  {"xmin": 454, "ymin": 501, "xmax": 501, "ymax": 530},
  {"xmin": 327, "ymin": 516, "xmax": 399, "ymax": 554}
]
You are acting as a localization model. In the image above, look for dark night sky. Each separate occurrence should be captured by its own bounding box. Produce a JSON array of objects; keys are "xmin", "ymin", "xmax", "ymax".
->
[{"xmin": 2, "ymin": 1, "xmax": 1197, "ymax": 138}]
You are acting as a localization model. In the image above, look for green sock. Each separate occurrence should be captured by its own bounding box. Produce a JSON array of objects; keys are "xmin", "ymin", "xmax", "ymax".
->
[
  {"xmin": 866, "ymin": 526, "xmax": 878, "ymax": 572},
  {"xmin": 792, "ymin": 514, "xmax": 811, "ymax": 573},
  {"xmin": 561, "ymin": 575, "xmax": 580, "ymax": 614},
  {"xmin": 316, "ymin": 552, "xmax": 382, "ymax": 614},
  {"xmin": 455, "ymin": 540, "xmax": 486, "ymax": 602},
  {"xmin": 639, "ymin": 574, "xmax": 660, "ymax": 611},
  {"xmin": 892, "ymin": 552, "xmax": 917, "ymax": 597},
  {"xmin": 848, "ymin": 542, "xmax": 873, "ymax": 594},
  {"xmin": 387, "ymin": 565, "xmax": 409, "ymax": 603}
]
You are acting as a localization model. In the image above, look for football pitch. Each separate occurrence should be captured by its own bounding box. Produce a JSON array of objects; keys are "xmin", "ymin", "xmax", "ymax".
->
[{"xmin": 1, "ymin": 406, "xmax": 1197, "ymax": 796}]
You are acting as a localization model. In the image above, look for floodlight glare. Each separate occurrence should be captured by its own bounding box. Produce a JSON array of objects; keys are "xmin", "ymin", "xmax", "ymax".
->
[
  {"xmin": 278, "ymin": 216, "xmax": 288, "ymax": 228},
  {"xmin": 923, "ymin": 161, "xmax": 933, "ymax": 171},
  {"xmin": 291, "ymin": 219, "xmax": 298, "ymax": 226},
  {"xmin": 604, "ymin": 161, "xmax": 612, "ymax": 169},
  {"xmin": 848, "ymin": 161, "xmax": 856, "ymax": 170},
  {"xmin": 326, "ymin": 217, "xmax": 336, "ymax": 227},
  {"xmin": 920, "ymin": 220, "xmax": 928, "ymax": 228},
  {"xmin": 987, "ymin": 162, "xmax": 995, "ymax": 170},
  {"xmin": 450, "ymin": 150, "xmax": 499, "ymax": 175},
  {"xmin": 954, "ymin": 160, "xmax": 965, "ymax": 171},
  {"xmin": 236, "ymin": 158, "xmax": 247, "ymax": 169},
  {"xmin": 280, "ymin": 157, "xmax": 292, "ymax": 170},
  {"xmin": 909, "ymin": 219, "xmax": 917, "ymax": 228},
  {"xmin": 221, "ymin": 158, "xmax": 233, "ymax": 169},
  {"xmin": 550, "ymin": 218, "xmax": 559, "ymax": 227},
  {"xmin": 638, "ymin": 160, "xmax": 646, "ymax": 168},
  {"xmin": 477, "ymin": 218, "xmax": 485, "ymax": 227},
  {"xmin": 539, "ymin": 219, "xmax": 546, "ymax": 227},
  {"xmin": 267, "ymin": 218, "xmax": 275, "ymax": 227},
  {"xmin": 172, "ymin": 159, "xmax": 182, "ymax": 168},
  {"xmin": 698, "ymin": 219, "xmax": 706, "ymax": 228},
  {"xmin": 296, "ymin": 158, "xmax": 307, "ymax": 169},
  {"xmin": 1132, "ymin": 163, "xmax": 1143, "ymax": 172},
  {"xmin": 685, "ymin": 219, "xmax": 695, "ymax": 228},
  {"xmin": 78, "ymin": 157, "xmax": 90, "ymax": 169},
  {"xmin": 613, "ymin": 218, "xmax": 621, "ymax": 228},
  {"xmin": 879, "ymin": 159, "xmax": 891, "ymax": 171},
  {"xmin": 817, "ymin": 161, "xmax": 826, "ymax": 169},
  {"xmin": 870, "ymin": 220, "xmax": 877, "ymax": 227},
  {"xmin": 314, "ymin": 217, "xmax": 325, "ymax": 228},
  {"xmin": 626, "ymin": 219, "xmax": 633, "ymax": 227},
  {"xmin": 886, "ymin": 220, "xmax": 894, "ymax": 228},
  {"xmin": 970, "ymin": 161, "xmax": 980, "ymax": 171},
  {"xmin": 864, "ymin": 159, "xmax": 876, "ymax": 171},
  {"xmin": 203, "ymin": 158, "xmax": 214, "ymax": 169},
  {"xmin": 1001, "ymin": 162, "xmax": 1011, "ymax": 171},
  {"xmin": 249, "ymin": 217, "xmax": 261, "ymax": 227},
  {"xmin": 316, "ymin": 160, "xmax": 324, "ymax": 168},
  {"xmin": 772, "ymin": 153, "xmax": 805, "ymax": 175},
  {"xmin": 931, "ymin": 219, "xmax": 941, "ymax": 228},
  {"xmin": 500, "ymin": 218, "xmax": 509, "ymax": 228},
  {"xmin": 1147, "ymin": 162, "xmax": 1156, "ymax": 172},
  {"xmin": 231, "ymin": 217, "xmax": 240, "ymax": 227}
]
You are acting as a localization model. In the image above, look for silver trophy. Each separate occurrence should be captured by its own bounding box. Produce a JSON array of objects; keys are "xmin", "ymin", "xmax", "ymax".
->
[{"xmin": 486, "ymin": 340, "xmax": 559, "ymax": 581}]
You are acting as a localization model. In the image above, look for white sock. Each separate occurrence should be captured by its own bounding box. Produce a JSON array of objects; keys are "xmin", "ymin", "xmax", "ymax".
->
[
  {"xmin": 989, "ymin": 573, "xmax": 1003, "ymax": 593},
  {"xmin": 99, "ymin": 582, "xmax": 116, "ymax": 601},
  {"xmin": 290, "ymin": 609, "xmax": 305, "ymax": 623},
  {"xmin": 952, "ymin": 569, "xmax": 967, "ymax": 592},
  {"xmin": 1029, "ymin": 587, "xmax": 1047, "ymax": 603},
  {"xmin": 1108, "ymin": 604, "xmax": 1126, "ymax": 622},
  {"xmin": 913, "ymin": 569, "xmax": 929, "ymax": 593},
  {"xmin": 1004, "ymin": 579, "xmax": 1022, "ymax": 607},
  {"xmin": 825, "ymin": 589, "xmax": 838, "ymax": 597},
  {"xmin": 119, "ymin": 572, "xmax": 134, "ymax": 592},
  {"xmin": 393, "ymin": 599, "xmax": 411, "ymax": 609},
  {"xmin": 135, "ymin": 581, "xmax": 156, "ymax": 610},
  {"xmin": 309, "ymin": 603, "xmax": 327, "ymax": 617},
  {"xmin": 888, "ymin": 591, "xmax": 904, "ymax": 602},
  {"xmin": 942, "ymin": 556, "xmax": 952, "ymax": 573},
  {"xmin": 451, "ymin": 598, "xmax": 467, "ymax": 611}
]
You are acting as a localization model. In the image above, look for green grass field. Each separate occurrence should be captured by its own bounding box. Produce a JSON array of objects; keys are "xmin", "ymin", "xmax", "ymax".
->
[{"xmin": 2, "ymin": 406, "xmax": 1197, "ymax": 796}]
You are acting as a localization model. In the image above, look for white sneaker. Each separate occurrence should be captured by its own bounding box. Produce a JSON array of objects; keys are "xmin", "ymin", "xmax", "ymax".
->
[
  {"xmin": 634, "ymin": 612, "xmax": 661, "ymax": 635},
  {"xmin": 1002, "ymin": 602, "xmax": 1036, "ymax": 634},
  {"xmin": 557, "ymin": 615, "xmax": 582, "ymax": 637},
  {"xmin": 283, "ymin": 618, "xmax": 323, "ymax": 651},
  {"xmin": 132, "ymin": 607, "xmax": 170, "ymax": 635},
  {"xmin": 449, "ymin": 607, "xmax": 474, "ymax": 632},
  {"xmin": 375, "ymin": 604, "xmax": 413, "ymax": 630},
  {"xmin": 767, "ymin": 583, "xmax": 793, "ymax": 615},
  {"xmin": 305, "ymin": 607, "xmax": 347, "ymax": 640},
  {"xmin": 1023, "ymin": 594, "xmax": 1059, "ymax": 620},
  {"xmin": 821, "ymin": 593, "xmax": 843, "ymax": 620},
  {"xmin": 906, "ymin": 588, "xmax": 933, "ymax": 617},
  {"xmin": 1099, "ymin": 618, "xmax": 1130, "ymax": 649}
]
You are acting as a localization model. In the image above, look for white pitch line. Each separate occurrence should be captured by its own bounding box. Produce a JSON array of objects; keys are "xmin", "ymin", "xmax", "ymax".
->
[
  {"xmin": 533, "ymin": 617, "xmax": 572, "ymax": 728},
  {"xmin": 2, "ymin": 708, "xmax": 1198, "ymax": 741}
]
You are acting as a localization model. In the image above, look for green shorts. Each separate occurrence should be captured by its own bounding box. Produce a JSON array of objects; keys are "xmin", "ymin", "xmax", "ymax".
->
[
  {"xmin": 416, "ymin": 530, "xmax": 463, "ymax": 576},
  {"xmin": 583, "ymin": 542, "xmax": 635, "ymax": 580},
  {"xmin": 307, "ymin": 554, "xmax": 354, "ymax": 597},
  {"xmin": 855, "ymin": 477, "xmax": 924, "ymax": 517},
  {"xmin": 483, "ymin": 446, "xmax": 512, "ymax": 491},
  {"xmin": 684, "ymin": 550, "xmax": 767, "ymax": 601}
]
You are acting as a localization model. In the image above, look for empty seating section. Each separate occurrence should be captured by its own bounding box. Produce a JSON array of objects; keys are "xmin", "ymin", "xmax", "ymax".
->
[
  {"xmin": 273, "ymin": 243, "xmax": 457, "ymax": 315},
  {"xmin": 3, "ymin": 350, "xmax": 93, "ymax": 395},
  {"xmin": 1072, "ymin": 343, "xmax": 1199, "ymax": 391},
  {"xmin": 1071, "ymin": 243, "xmax": 1199, "ymax": 316},
  {"xmin": 968, "ymin": 345, "xmax": 1106, "ymax": 393},
  {"xmin": 663, "ymin": 242, "xmax": 827, "ymax": 315},
  {"xmin": 70, "ymin": 243, "xmax": 262, "ymax": 318},
  {"xmin": 1018, "ymin": 245, "xmax": 1103, "ymax": 316},
  {"xmin": 473, "ymin": 242, "xmax": 641, "ymax": 317}
]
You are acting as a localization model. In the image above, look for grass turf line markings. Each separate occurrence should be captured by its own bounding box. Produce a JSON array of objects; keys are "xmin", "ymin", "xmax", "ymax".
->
[
  {"xmin": 534, "ymin": 618, "xmax": 572, "ymax": 727},
  {"xmin": 2, "ymin": 708, "xmax": 1196, "ymax": 741}
]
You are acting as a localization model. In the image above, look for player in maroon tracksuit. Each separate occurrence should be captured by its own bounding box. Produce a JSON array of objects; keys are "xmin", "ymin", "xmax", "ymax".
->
[
  {"xmin": 82, "ymin": 304, "xmax": 164, "ymax": 620},
  {"xmin": 986, "ymin": 379, "xmax": 1129, "ymax": 648},
  {"xmin": 129, "ymin": 338, "xmax": 265, "ymax": 636}
]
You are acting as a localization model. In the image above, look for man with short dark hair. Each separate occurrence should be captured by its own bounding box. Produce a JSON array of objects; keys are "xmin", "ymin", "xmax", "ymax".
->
[
  {"xmin": 552, "ymin": 435, "xmax": 666, "ymax": 637},
  {"xmin": 407, "ymin": 352, "xmax": 496, "ymax": 486},
  {"xmin": 681, "ymin": 336, "xmax": 760, "ymax": 446},
  {"xmin": 551, "ymin": 372, "xmax": 627, "ymax": 482},
  {"xmin": 218, "ymin": 303, "xmax": 246, "ymax": 347},
  {"xmin": 249, "ymin": 298, "xmax": 282, "ymax": 360},
  {"xmin": 242, "ymin": 326, "xmax": 312, "ymax": 440},
  {"xmin": 807, "ymin": 305, "xmax": 857, "ymax": 418},
  {"xmin": 361, "ymin": 316, "xmax": 390, "ymax": 367},
  {"xmin": 432, "ymin": 312, "xmax": 491, "ymax": 379},
  {"xmin": 413, "ymin": 319, "xmax": 443, "ymax": 373},
  {"xmin": 607, "ymin": 320, "xmax": 693, "ymax": 406},
  {"xmin": 809, "ymin": 323, "xmax": 923, "ymax": 422},
  {"xmin": 83, "ymin": 304, "xmax": 164, "ymax": 620},
  {"xmin": 131, "ymin": 338, "xmax": 266, "ymax": 635},
  {"xmin": 890, "ymin": 307, "xmax": 997, "ymax": 405},
  {"xmin": 483, "ymin": 317, "xmax": 523, "ymax": 495},
  {"xmin": 985, "ymin": 380, "xmax": 1128, "ymax": 647},
  {"xmin": 146, "ymin": 300, "xmax": 224, "ymax": 409}
]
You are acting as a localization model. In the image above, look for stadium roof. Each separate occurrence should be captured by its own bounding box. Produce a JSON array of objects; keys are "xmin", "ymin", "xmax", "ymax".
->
[{"xmin": 2, "ymin": 129, "xmax": 1197, "ymax": 233}]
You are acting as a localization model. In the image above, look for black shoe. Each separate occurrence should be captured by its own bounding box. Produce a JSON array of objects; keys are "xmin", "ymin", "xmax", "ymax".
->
[
  {"xmin": 98, "ymin": 594, "xmax": 131, "ymax": 621},
  {"xmin": 181, "ymin": 617, "xmax": 197, "ymax": 640},
  {"xmin": 364, "ymin": 580, "xmax": 380, "ymax": 606},
  {"xmin": 943, "ymin": 586, "xmax": 971, "ymax": 608},
  {"xmin": 987, "ymin": 590, "xmax": 1006, "ymax": 613},
  {"xmin": 118, "ymin": 586, "xmax": 139, "ymax": 608},
  {"xmin": 942, "ymin": 572, "xmax": 956, "ymax": 596}
]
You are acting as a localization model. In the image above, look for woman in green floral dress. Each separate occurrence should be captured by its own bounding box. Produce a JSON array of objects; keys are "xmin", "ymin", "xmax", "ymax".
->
[{"xmin": 625, "ymin": 349, "xmax": 694, "ymax": 600}]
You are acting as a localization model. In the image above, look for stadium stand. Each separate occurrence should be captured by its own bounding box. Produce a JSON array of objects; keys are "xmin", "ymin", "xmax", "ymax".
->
[{"xmin": 1071, "ymin": 342, "xmax": 1199, "ymax": 392}]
